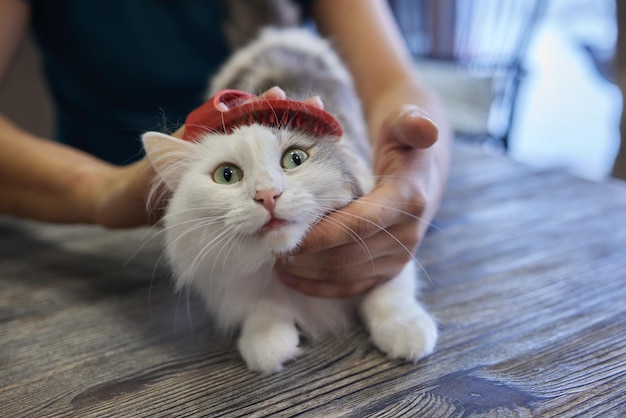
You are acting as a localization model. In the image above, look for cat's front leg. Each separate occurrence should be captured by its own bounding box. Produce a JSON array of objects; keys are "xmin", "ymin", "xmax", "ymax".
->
[
  {"xmin": 360, "ymin": 263, "xmax": 437, "ymax": 362},
  {"xmin": 237, "ymin": 300, "xmax": 300, "ymax": 374}
]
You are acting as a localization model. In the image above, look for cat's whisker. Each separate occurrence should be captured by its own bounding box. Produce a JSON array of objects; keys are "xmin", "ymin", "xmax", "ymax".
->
[
  {"xmin": 282, "ymin": 109, "xmax": 304, "ymax": 131},
  {"xmin": 261, "ymin": 95, "xmax": 280, "ymax": 125},
  {"xmin": 142, "ymin": 209, "xmax": 254, "ymax": 282},
  {"xmin": 315, "ymin": 210, "xmax": 376, "ymax": 271},
  {"xmin": 309, "ymin": 175, "xmax": 442, "ymax": 230},
  {"xmin": 124, "ymin": 223, "xmax": 167, "ymax": 265},
  {"xmin": 312, "ymin": 194, "xmax": 442, "ymax": 233},
  {"xmin": 372, "ymin": 174, "xmax": 431, "ymax": 182},
  {"xmin": 330, "ymin": 208, "xmax": 433, "ymax": 284},
  {"xmin": 181, "ymin": 123, "xmax": 225, "ymax": 139},
  {"xmin": 209, "ymin": 229, "xmax": 237, "ymax": 275},
  {"xmin": 165, "ymin": 211, "xmax": 226, "ymax": 225},
  {"xmin": 208, "ymin": 231, "xmax": 247, "ymax": 284},
  {"xmin": 187, "ymin": 226, "xmax": 233, "ymax": 278},
  {"xmin": 164, "ymin": 221, "xmax": 229, "ymax": 274},
  {"xmin": 167, "ymin": 205, "xmax": 233, "ymax": 215},
  {"xmin": 121, "ymin": 225, "xmax": 181, "ymax": 314},
  {"xmin": 173, "ymin": 283, "xmax": 196, "ymax": 335},
  {"xmin": 349, "ymin": 198, "xmax": 443, "ymax": 233},
  {"xmin": 152, "ymin": 217, "xmax": 226, "ymax": 246},
  {"xmin": 196, "ymin": 227, "xmax": 240, "ymax": 279},
  {"xmin": 219, "ymin": 232, "xmax": 245, "ymax": 273},
  {"xmin": 190, "ymin": 233, "xmax": 228, "ymax": 280}
]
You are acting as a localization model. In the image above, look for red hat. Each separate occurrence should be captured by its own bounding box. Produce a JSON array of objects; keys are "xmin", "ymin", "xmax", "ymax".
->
[{"xmin": 182, "ymin": 89, "xmax": 343, "ymax": 141}]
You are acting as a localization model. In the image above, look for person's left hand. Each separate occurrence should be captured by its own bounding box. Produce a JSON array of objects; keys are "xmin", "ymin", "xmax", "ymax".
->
[{"xmin": 275, "ymin": 98, "xmax": 442, "ymax": 298}]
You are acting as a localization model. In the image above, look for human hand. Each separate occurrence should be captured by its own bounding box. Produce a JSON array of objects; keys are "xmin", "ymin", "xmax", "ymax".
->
[
  {"xmin": 82, "ymin": 158, "xmax": 156, "ymax": 228},
  {"xmin": 240, "ymin": 85, "xmax": 324, "ymax": 108},
  {"xmin": 275, "ymin": 100, "xmax": 442, "ymax": 298}
]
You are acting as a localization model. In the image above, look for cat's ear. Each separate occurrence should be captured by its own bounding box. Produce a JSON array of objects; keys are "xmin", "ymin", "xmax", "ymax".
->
[{"xmin": 142, "ymin": 132, "xmax": 196, "ymax": 191}]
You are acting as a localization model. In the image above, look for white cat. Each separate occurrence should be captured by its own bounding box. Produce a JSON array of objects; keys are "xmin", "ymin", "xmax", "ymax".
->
[{"xmin": 143, "ymin": 28, "xmax": 437, "ymax": 374}]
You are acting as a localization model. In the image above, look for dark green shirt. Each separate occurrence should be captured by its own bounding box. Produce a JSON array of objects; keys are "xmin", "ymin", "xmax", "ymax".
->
[{"xmin": 28, "ymin": 0, "xmax": 231, "ymax": 165}]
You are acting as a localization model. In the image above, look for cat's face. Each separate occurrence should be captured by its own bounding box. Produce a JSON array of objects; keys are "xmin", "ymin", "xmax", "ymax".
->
[{"xmin": 143, "ymin": 125, "xmax": 360, "ymax": 258}]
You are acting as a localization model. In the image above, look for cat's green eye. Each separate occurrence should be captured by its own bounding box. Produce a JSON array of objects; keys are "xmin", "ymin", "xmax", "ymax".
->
[
  {"xmin": 281, "ymin": 149, "xmax": 309, "ymax": 169},
  {"xmin": 213, "ymin": 164, "xmax": 243, "ymax": 184}
]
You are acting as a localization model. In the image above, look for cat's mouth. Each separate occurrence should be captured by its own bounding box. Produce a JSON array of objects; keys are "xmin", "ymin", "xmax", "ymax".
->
[{"xmin": 261, "ymin": 218, "xmax": 291, "ymax": 232}]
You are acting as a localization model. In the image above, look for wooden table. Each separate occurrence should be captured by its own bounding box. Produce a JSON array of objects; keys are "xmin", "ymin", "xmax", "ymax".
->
[{"xmin": 2, "ymin": 144, "xmax": 625, "ymax": 417}]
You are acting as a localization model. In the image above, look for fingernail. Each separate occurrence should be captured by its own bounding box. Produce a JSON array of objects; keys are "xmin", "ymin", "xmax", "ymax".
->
[
  {"xmin": 393, "ymin": 105, "xmax": 437, "ymax": 148},
  {"xmin": 266, "ymin": 86, "xmax": 286, "ymax": 99},
  {"xmin": 305, "ymin": 95, "xmax": 324, "ymax": 109}
]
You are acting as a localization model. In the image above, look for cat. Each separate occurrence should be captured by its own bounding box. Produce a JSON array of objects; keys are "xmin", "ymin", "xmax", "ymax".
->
[{"xmin": 142, "ymin": 28, "xmax": 437, "ymax": 374}]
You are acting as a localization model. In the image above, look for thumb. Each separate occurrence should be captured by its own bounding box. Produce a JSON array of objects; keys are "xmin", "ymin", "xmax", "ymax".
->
[{"xmin": 382, "ymin": 105, "xmax": 439, "ymax": 150}]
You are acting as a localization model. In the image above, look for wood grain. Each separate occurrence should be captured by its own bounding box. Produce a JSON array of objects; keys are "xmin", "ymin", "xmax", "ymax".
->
[{"xmin": 1, "ymin": 144, "xmax": 625, "ymax": 417}]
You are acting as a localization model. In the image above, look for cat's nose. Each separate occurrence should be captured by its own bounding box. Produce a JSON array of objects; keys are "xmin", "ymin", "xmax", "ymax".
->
[{"xmin": 254, "ymin": 189, "xmax": 282, "ymax": 212}]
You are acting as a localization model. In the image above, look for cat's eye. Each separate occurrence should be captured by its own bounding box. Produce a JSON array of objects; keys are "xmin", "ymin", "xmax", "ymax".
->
[
  {"xmin": 281, "ymin": 149, "xmax": 309, "ymax": 169},
  {"xmin": 213, "ymin": 164, "xmax": 243, "ymax": 184}
]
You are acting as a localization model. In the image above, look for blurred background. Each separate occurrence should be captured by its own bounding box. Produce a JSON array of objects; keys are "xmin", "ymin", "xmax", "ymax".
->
[{"xmin": 391, "ymin": 0, "xmax": 622, "ymax": 181}]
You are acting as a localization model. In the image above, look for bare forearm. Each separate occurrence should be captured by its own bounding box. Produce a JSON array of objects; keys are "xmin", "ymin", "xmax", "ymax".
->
[
  {"xmin": 0, "ymin": 113, "xmax": 114, "ymax": 223},
  {"xmin": 313, "ymin": 0, "xmax": 452, "ymax": 226},
  {"xmin": 313, "ymin": 0, "xmax": 429, "ymax": 130}
]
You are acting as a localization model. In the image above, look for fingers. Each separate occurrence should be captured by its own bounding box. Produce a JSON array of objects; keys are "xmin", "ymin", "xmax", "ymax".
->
[
  {"xmin": 296, "ymin": 199, "xmax": 386, "ymax": 254},
  {"xmin": 171, "ymin": 125, "xmax": 185, "ymax": 139},
  {"xmin": 257, "ymin": 86, "xmax": 324, "ymax": 110},
  {"xmin": 274, "ymin": 184, "xmax": 424, "ymax": 299},
  {"xmin": 279, "ymin": 221, "xmax": 417, "ymax": 272},
  {"xmin": 304, "ymin": 95, "xmax": 324, "ymax": 109},
  {"xmin": 294, "ymin": 180, "xmax": 423, "ymax": 255},
  {"xmin": 275, "ymin": 223, "xmax": 416, "ymax": 299},
  {"xmin": 277, "ymin": 249, "xmax": 409, "ymax": 282},
  {"xmin": 258, "ymin": 86, "xmax": 287, "ymax": 100},
  {"xmin": 277, "ymin": 274, "xmax": 383, "ymax": 299},
  {"xmin": 384, "ymin": 105, "xmax": 439, "ymax": 150},
  {"xmin": 274, "ymin": 173, "xmax": 428, "ymax": 299}
]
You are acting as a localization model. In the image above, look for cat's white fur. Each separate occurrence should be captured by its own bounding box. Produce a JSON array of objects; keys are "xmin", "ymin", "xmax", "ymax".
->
[{"xmin": 143, "ymin": 28, "xmax": 437, "ymax": 374}]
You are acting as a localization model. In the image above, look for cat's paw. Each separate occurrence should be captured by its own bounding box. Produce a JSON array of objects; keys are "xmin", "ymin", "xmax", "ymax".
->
[
  {"xmin": 368, "ymin": 312, "xmax": 437, "ymax": 362},
  {"xmin": 237, "ymin": 322, "xmax": 301, "ymax": 374}
]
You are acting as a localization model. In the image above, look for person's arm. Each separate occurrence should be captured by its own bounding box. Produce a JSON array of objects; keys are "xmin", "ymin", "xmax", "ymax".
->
[
  {"xmin": 275, "ymin": 0, "xmax": 453, "ymax": 297},
  {"xmin": 0, "ymin": 0, "xmax": 155, "ymax": 227},
  {"xmin": 0, "ymin": 114, "xmax": 157, "ymax": 227}
]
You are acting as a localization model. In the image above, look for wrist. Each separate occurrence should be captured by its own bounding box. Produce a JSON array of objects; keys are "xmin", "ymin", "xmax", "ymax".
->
[{"xmin": 69, "ymin": 161, "xmax": 117, "ymax": 225}]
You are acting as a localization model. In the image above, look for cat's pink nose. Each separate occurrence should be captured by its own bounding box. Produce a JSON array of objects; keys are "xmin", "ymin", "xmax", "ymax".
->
[{"xmin": 254, "ymin": 189, "xmax": 282, "ymax": 212}]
